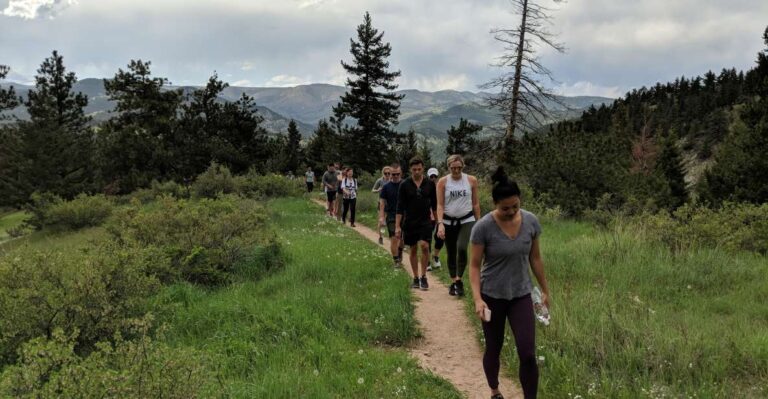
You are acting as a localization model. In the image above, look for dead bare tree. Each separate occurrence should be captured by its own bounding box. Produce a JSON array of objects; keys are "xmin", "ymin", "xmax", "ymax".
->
[{"xmin": 482, "ymin": 0, "xmax": 566, "ymax": 158}]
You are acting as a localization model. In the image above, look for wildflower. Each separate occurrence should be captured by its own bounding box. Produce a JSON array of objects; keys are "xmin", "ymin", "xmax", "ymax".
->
[
  {"xmin": 396, "ymin": 367, "xmax": 402, "ymax": 373},
  {"xmin": 357, "ymin": 377, "xmax": 365, "ymax": 384},
  {"xmin": 313, "ymin": 369, "xmax": 319, "ymax": 376}
]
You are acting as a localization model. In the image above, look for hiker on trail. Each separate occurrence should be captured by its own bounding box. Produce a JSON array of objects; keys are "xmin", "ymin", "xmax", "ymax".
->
[
  {"xmin": 395, "ymin": 157, "xmax": 437, "ymax": 291},
  {"xmin": 341, "ymin": 167, "xmax": 358, "ymax": 227},
  {"xmin": 427, "ymin": 167, "xmax": 444, "ymax": 272},
  {"xmin": 469, "ymin": 167, "xmax": 550, "ymax": 399},
  {"xmin": 379, "ymin": 164, "xmax": 404, "ymax": 268},
  {"xmin": 373, "ymin": 166, "xmax": 392, "ymax": 244},
  {"xmin": 305, "ymin": 166, "xmax": 315, "ymax": 193},
  {"xmin": 335, "ymin": 163, "xmax": 344, "ymax": 221},
  {"xmin": 322, "ymin": 163, "xmax": 338, "ymax": 217},
  {"xmin": 436, "ymin": 155, "xmax": 481, "ymax": 296},
  {"xmin": 372, "ymin": 166, "xmax": 391, "ymax": 193}
]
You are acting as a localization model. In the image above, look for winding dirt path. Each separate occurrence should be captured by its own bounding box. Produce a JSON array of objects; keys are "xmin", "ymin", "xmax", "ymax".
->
[{"xmin": 312, "ymin": 200, "xmax": 521, "ymax": 399}]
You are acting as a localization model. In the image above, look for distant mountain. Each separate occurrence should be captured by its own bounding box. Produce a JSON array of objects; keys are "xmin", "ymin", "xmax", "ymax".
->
[{"xmin": 0, "ymin": 79, "xmax": 613, "ymax": 137}]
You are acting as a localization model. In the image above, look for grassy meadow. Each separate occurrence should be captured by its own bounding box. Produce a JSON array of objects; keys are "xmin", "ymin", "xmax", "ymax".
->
[{"xmin": 349, "ymin": 189, "xmax": 768, "ymax": 398}]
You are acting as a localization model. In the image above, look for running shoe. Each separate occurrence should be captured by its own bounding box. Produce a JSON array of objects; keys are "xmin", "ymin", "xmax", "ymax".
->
[
  {"xmin": 433, "ymin": 257, "xmax": 442, "ymax": 269},
  {"xmin": 455, "ymin": 280, "xmax": 465, "ymax": 296},
  {"xmin": 351, "ymin": 223, "xmax": 356, "ymax": 227},
  {"xmin": 426, "ymin": 264, "xmax": 433, "ymax": 272},
  {"xmin": 448, "ymin": 282, "xmax": 457, "ymax": 296},
  {"xmin": 419, "ymin": 275, "xmax": 429, "ymax": 291},
  {"xmin": 411, "ymin": 277, "xmax": 420, "ymax": 289}
]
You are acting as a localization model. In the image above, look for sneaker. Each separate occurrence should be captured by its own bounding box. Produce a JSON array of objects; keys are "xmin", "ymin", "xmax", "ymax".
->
[
  {"xmin": 378, "ymin": 236, "xmax": 384, "ymax": 245},
  {"xmin": 350, "ymin": 223, "xmax": 356, "ymax": 227},
  {"xmin": 426, "ymin": 264, "xmax": 433, "ymax": 272},
  {"xmin": 448, "ymin": 282, "xmax": 457, "ymax": 296},
  {"xmin": 411, "ymin": 277, "xmax": 420, "ymax": 289},
  {"xmin": 455, "ymin": 280, "xmax": 465, "ymax": 296},
  {"xmin": 419, "ymin": 276, "xmax": 429, "ymax": 291},
  {"xmin": 433, "ymin": 257, "xmax": 442, "ymax": 269}
]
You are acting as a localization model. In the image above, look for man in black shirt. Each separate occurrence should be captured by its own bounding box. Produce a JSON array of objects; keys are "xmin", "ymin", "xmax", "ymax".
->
[{"xmin": 395, "ymin": 157, "xmax": 437, "ymax": 290}]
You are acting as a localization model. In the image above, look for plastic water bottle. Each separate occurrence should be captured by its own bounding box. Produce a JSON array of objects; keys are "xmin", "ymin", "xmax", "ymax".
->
[{"xmin": 532, "ymin": 286, "xmax": 551, "ymax": 326}]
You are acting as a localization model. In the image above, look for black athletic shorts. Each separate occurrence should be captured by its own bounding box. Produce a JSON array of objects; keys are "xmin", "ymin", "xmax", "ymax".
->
[
  {"xmin": 386, "ymin": 217, "xmax": 397, "ymax": 238},
  {"xmin": 402, "ymin": 223, "xmax": 433, "ymax": 246},
  {"xmin": 326, "ymin": 191, "xmax": 337, "ymax": 202}
]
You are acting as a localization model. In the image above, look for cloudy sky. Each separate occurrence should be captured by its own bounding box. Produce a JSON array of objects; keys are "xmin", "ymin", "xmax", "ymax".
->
[{"xmin": 1, "ymin": 0, "xmax": 766, "ymax": 97}]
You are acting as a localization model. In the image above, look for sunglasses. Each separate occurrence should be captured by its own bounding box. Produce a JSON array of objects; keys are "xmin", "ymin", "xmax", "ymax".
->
[{"xmin": 384, "ymin": 173, "xmax": 391, "ymax": 176}]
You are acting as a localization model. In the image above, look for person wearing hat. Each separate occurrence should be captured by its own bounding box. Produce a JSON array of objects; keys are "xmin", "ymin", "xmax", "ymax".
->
[
  {"xmin": 427, "ymin": 167, "xmax": 444, "ymax": 271},
  {"xmin": 436, "ymin": 154, "xmax": 481, "ymax": 296}
]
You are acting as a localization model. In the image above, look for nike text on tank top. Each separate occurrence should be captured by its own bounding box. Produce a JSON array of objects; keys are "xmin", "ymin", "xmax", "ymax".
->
[{"xmin": 443, "ymin": 173, "xmax": 475, "ymax": 224}]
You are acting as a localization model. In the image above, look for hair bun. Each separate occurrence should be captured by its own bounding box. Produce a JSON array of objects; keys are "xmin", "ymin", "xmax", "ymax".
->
[{"xmin": 491, "ymin": 166, "xmax": 508, "ymax": 185}]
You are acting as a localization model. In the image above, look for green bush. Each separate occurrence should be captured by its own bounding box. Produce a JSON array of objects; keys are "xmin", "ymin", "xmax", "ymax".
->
[
  {"xmin": 0, "ymin": 326, "xmax": 219, "ymax": 398},
  {"xmin": 639, "ymin": 202, "xmax": 768, "ymax": 254},
  {"xmin": 22, "ymin": 191, "xmax": 63, "ymax": 230},
  {"xmin": 235, "ymin": 171, "xmax": 303, "ymax": 199},
  {"xmin": 45, "ymin": 194, "xmax": 114, "ymax": 230},
  {"xmin": 192, "ymin": 162, "xmax": 237, "ymax": 199},
  {"xmin": 23, "ymin": 193, "xmax": 114, "ymax": 231},
  {"xmin": 107, "ymin": 195, "xmax": 281, "ymax": 286},
  {"xmin": 0, "ymin": 244, "xmax": 160, "ymax": 366},
  {"xmin": 150, "ymin": 179, "xmax": 188, "ymax": 199}
]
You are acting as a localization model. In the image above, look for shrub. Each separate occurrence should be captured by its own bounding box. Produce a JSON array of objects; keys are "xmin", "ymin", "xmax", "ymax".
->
[
  {"xmin": 150, "ymin": 179, "xmax": 188, "ymax": 199},
  {"xmin": 0, "ymin": 326, "xmax": 219, "ymax": 398},
  {"xmin": 107, "ymin": 195, "xmax": 281, "ymax": 286},
  {"xmin": 0, "ymin": 244, "xmax": 160, "ymax": 366},
  {"xmin": 23, "ymin": 191, "xmax": 63, "ymax": 230},
  {"xmin": 235, "ymin": 171, "xmax": 303, "ymax": 199},
  {"xmin": 45, "ymin": 194, "xmax": 114, "ymax": 230},
  {"xmin": 192, "ymin": 162, "xmax": 237, "ymax": 199},
  {"xmin": 23, "ymin": 193, "xmax": 113, "ymax": 231}
]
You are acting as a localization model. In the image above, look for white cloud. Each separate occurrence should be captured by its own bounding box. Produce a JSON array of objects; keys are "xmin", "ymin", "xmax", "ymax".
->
[
  {"xmin": 400, "ymin": 74, "xmax": 471, "ymax": 92},
  {"xmin": 556, "ymin": 81, "xmax": 623, "ymax": 98},
  {"xmin": 263, "ymin": 74, "xmax": 312, "ymax": 87},
  {"xmin": 2, "ymin": 0, "xmax": 77, "ymax": 19},
  {"xmin": 231, "ymin": 79, "xmax": 253, "ymax": 87}
]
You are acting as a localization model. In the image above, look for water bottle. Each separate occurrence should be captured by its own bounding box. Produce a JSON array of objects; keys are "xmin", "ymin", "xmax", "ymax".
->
[{"xmin": 532, "ymin": 286, "xmax": 551, "ymax": 326}]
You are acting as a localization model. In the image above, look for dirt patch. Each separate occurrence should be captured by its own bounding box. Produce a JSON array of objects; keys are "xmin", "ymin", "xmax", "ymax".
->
[{"xmin": 312, "ymin": 200, "xmax": 521, "ymax": 399}]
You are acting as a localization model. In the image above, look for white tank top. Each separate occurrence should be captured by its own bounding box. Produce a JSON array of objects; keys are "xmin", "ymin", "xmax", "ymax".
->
[{"xmin": 443, "ymin": 173, "xmax": 475, "ymax": 224}]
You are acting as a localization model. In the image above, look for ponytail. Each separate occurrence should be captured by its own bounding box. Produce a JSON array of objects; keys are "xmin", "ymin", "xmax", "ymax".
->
[{"xmin": 491, "ymin": 166, "xmax": 521, "ymax": 203}]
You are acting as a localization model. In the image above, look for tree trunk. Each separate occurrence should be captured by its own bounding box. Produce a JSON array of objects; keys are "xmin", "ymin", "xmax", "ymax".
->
[{"xmin": 506, "ymin": 0, "xmax": 528, "ymax": 149}]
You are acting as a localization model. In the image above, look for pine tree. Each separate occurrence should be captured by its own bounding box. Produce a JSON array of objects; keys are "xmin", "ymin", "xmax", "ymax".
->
[
  {"xmin": 446, "ymin": 118, "xmax": 482, "ymax": 157},
  {"xmin": 305, "ymin": 119, "xmax": 341, "ymax": 171},
  {"xmin": 395, "ymin": 128, "xmax": 419, "ymax": 173},
  {"xmin": 284, "ymin": 120, "xmax": 303, "ymax": 174},
  {"xmin": 0, "ymin": 65, "xmax": 18, "ymax": 113},
  {"xmin": 98, "ymin": 60, "xmax": 183, "ymax": 193},
  {"xmin": 14, "ymin": 51, "xmax": 95, "ymax": 201},
  {"xmin": 656, "ymin": 131, "xmax": 688, "ymax": 210},
  {"xmin": 418, "ymin": 137, "xmax": 434, "ymax": 169},
  {"xmin": 332, "ymin": 12, "xmax": 404, "ymax": 173}
]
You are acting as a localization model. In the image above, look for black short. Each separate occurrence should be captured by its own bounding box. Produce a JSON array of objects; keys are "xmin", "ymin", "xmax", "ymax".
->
[
  {"xmin": 306, "ymin": 182, "xmax": 314, "ymax": 192},
  {"xmin": 326, "ymin": 191, "xmax": 337, "ymax": 202},
  {"xmin": 402, "ymin": 223, "xmax": 433, "ymax": 246},
  {"xmin": 386, "ymin": 218, "xmax": 397, "ymax": 238}
]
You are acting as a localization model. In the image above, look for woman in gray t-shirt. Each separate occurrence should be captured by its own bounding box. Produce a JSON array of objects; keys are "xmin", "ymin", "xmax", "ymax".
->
[{"xmin": 468, "ymin": 169, "xmax": 550, "ymax": 399}]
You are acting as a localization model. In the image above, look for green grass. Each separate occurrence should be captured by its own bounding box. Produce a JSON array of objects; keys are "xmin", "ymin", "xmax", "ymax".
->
[
  {"xmin": 0, "ymin": 211, "xmax": 28, "ymax": 242},
  {"xmin": 152, "ymin": 198, "xmax": 462, "ymax": 398},
  {"xmin": 353, "ymin": 191, "xmax": 768, "ymax": 398}
]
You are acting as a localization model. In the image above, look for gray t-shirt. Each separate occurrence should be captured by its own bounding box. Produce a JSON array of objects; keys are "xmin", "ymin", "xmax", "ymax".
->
[
  {"xmin": 372, "ymin": 177, "xmax": 386, "ymax": 191},
  {"xmin": 469, "ymin": 210, "xmax": 541, "ymax": 300},
  {"xmin": 322, "ymin": 171, "xmax": 337, "ymax": 192}
]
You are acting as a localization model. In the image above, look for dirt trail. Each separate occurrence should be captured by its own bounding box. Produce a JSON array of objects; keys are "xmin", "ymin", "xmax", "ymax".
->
[{"xmin": 312, "ymin": 200, "xmax": 521, "ymax": 399}]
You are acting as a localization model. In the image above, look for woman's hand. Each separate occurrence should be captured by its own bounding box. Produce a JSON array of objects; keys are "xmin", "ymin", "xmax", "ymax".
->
[
  {"xmin": 436, "ymin": 223, "xmax": 446, "ymax": 239},
  {"xmin": 474, "ymin": 300, "xmax": 488, "ymax": 321},
  {"xmin": 541, "ymin": 291, "xmax": 550, "ymax": 309}
]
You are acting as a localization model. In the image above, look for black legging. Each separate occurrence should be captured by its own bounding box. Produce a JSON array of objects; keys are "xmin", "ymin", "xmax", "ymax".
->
[
  {"xmin": 432, "ymin": 224, "xmax": 444, "ymax": 250},
  {"xmin": 342, "ymin": 198, "xmax": 356, "ymax": 224},
  {"xmin": 444, "ymin": 221, "xmax": 473, "ymax": 278},
  {"xmin": 481, "ymin": 293, "xmax": 538, "ymax": 399}
]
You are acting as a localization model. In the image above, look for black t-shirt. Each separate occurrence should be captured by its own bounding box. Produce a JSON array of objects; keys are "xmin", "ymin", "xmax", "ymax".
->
[
  {"xmin": 380, "ymin": 180, "xmax": 402, "ymax": 219},
  {"xmin": 396, "ymin": 177, "xmax": 437, "ymax": 228}
]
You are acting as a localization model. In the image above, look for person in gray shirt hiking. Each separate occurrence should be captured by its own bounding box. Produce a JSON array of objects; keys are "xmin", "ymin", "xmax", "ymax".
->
[
  {"xmin": 469, "ymin": 167, "xmax": 550, "ymax": 399},
  {"xmin": 321, "ymin": 163, "xmax": 338, "ymax": 217}
]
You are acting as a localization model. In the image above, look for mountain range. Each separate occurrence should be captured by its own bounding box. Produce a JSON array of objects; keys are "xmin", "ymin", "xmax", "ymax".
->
[{"xmin": 1, "ymin": 78, "xmax": 614, "ymax": 138}]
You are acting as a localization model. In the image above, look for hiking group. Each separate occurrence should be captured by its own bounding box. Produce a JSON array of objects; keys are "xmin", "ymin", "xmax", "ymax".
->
[{"xmin": 319, "ymin": 154, "xmax": 551, "ymax": 399}]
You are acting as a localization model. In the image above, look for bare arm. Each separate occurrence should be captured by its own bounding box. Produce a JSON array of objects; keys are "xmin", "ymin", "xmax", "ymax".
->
[
  {"xmin": 436, "ymin": 178, "xmax": 446, "ymax": 238},
  {"xmin": 469, "ymin": 242, "xmax": 487, "ymax": 319},
  {"xmin": 529, "ymin": 238, "xmax": 550, "ymax": 308},
  {"xmin": 470, "ymin": 175, "xmax": 481, "ymax": 220}
]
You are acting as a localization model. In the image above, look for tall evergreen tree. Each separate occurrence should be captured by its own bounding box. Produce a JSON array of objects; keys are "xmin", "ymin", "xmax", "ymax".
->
[
  {"xmin": 0, "ymin": 66, "xmax": 22, "ymax": 206},
  {"xmin": 0, "ymin": 65, "xmax": 18, "ymax": 113},
  {"xmin": 446, "ymin": 118, "xmax": 481, "ymax": 157},
  {"xmin": 332, "ymin": 12, "xmax": 404, "ymax": 172},
  {"xmin": 656, "ymin": 131, "xmax": 688, "ymax": 210},
  {"xmin": 12, "ymin": 51, "xmax": 94, "ymax": 201},
  {"xmin": 395, "ymin": 128, "xmax": 419, "ymax": 173},
  {"xmin": 418, "ymin": 137, "xmax": 434, "ymax": 169},
  {"xmin": 284, "ymin": 120, "xmax": 303, "ymax": 174},
  {"xmin": 98, "ymin": 60, "xmax": 183, "ymax": 193},
  {"xmin": 305, "ymin": 119, "xmax": 341, "ymax": 171}
]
